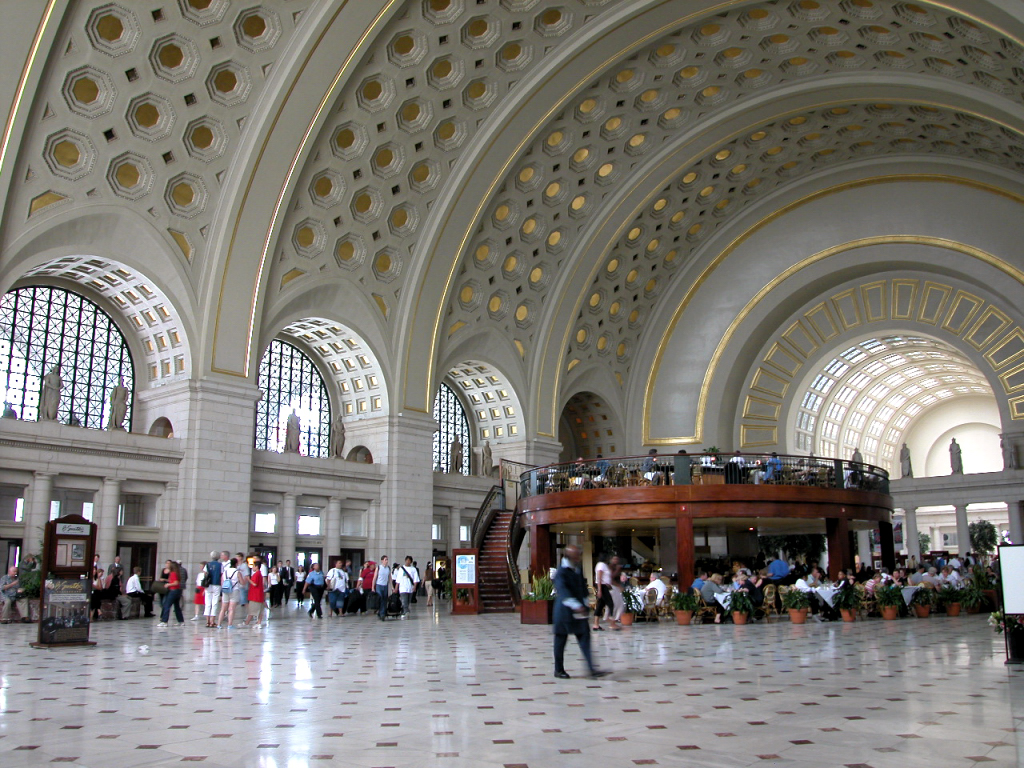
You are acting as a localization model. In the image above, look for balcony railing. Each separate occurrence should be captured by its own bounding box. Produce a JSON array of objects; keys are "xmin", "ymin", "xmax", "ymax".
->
[{"xmin": 518, "ymin": 452, "xmax": 889, "ymax": 499}]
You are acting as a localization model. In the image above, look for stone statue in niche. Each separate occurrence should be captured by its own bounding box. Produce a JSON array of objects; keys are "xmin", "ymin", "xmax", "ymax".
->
[
  {"xmin": 450, "ymin": 437, "xmax": 463, "ymax": 473},
  {"xmin": 949, "ymin": 438, "xmax": 963, "ymax": 474},
  {"xmin": 329, "ymin": 415, "xmax": 346, "ymax": 459},
  {"xmin": 2, "ymin": 402, "xmax": 18, "ymax": 419},
  {"xmin": 284, "ymin": 410, "xmax": 301, "ymax": 453},
  {"xmin": 899, "ymin": 443, "xmax": 913, "ymax": 479},
  {"xmin": 1002, "ymin": 435, "xmax": 1017, "ymax": 470},
  {"xmin": 479, "ymin": 440, "xmax": 493, "ymax": 477},
  {"xmin": 106, "ymin": 378, "xmax": 129, "ymax": 430},
  {"xmin": 40, "ymin": 366, "xmax": 62, "ymax": 421}
]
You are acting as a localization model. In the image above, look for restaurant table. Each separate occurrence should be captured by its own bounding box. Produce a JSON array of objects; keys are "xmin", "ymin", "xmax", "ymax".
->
[
  {"xmin": 901, "ymin": 586, "xmax": 920, "ymax": 606},
  {"xmin": 713, "ymin": 592, "xmax": 732, "ymax": 610},
  {"xmin": 813, "ymin": 586, "xmax": 838, "ymax": 607}
]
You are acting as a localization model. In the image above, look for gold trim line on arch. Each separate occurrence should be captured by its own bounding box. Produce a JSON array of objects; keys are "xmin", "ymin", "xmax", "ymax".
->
[{"xmin": 642, "ymin": 179, "xmax": 1024, "ymax": 445}]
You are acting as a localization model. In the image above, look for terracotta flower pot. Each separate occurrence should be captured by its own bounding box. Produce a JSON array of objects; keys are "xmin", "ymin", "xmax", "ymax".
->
[
  {"xmin": 945, "ymin": 603, "xmax": 961, "ymax": 617},
  {"xmin": 840, "ymin": 608, "xmax": 856, "ymax": 622},
  {"xmin": 674, "ymin": 609, "xmax": 693, "ymax": 626},
  {"xmin": 881, "ymin": 605, "xmax": 900, "ymax": 620},
  {"xmin": 967, "ymin": 605, "xmax": 981, "ymax": 614},
  {"xmin": 619, "ymin": 612, "xmax": 635, "ymax": 626},
  {"xmin": 732, "ymin": 611, "xmax": 749, "ymax": 625},
  {"xmin": 914, "ymin": 605, "xmax": 931, "ymax": 618},
  {"xmin": 788, "ymin": 608, "xmax": 807, "ymax": 624}
]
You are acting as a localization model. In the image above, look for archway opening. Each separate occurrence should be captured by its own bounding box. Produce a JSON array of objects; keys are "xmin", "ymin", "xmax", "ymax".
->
[
  {"xmin": 788, "ymin": 334, "xmax": 999, "ymax": 476},
  {"xmin": 557, "ymin": 391, "xmax": 621, "ymax": 464}
]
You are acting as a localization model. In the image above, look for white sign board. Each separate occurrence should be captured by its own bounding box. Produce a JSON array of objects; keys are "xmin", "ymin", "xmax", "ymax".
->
[
  {"xmin": 455, "ymin": 554, "xmax": 476, "ymax": 585},
  {"xmin": 56, "ymin": 523, "xmax": 90, "ymax": 536},
  {"xmin": 999, "ymin": 545, "xmax": 1024, "ymax": 615}
]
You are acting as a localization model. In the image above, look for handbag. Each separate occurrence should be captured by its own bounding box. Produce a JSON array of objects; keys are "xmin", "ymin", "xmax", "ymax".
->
[{"xmin": 366, "ymin": 590, "xmax": 380, "ymax": 611}]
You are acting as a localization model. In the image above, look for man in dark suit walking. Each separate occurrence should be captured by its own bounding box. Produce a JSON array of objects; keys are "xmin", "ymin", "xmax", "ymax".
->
[{"xmin": 553, "ymin": 544, "xmax": 606, "ymax": 679}]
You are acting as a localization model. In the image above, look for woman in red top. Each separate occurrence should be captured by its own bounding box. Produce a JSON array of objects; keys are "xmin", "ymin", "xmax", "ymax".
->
[
  {"xmin": 245, "ymin": 557, "xmax": 266, "ymax": 629},
  {"xmin": 158, "ymin": 560, "xmax": 184, "ymax": 625}
]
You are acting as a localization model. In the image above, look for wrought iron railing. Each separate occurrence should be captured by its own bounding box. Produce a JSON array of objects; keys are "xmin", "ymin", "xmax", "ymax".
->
[
  {"xmin": 517, "ymin": 452, "xmax": 889, "ymax": 498},
  {"xmin": 470, "ymin": 484, "xmax": 504, "ymax": 552}
]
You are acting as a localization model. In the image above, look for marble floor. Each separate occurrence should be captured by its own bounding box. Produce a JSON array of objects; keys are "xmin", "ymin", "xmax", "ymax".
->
[{"xmin": 0, "ymin": 604, "xmax": 1021, "ymax": 768}]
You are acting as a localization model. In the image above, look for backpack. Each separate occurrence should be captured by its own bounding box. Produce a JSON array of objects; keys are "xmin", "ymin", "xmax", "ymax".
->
[{"xmin": 222, "ymin": 567, "xmax": 236, "ymax": 593}]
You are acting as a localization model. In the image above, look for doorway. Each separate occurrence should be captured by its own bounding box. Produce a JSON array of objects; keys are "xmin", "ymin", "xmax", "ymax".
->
[
  {"xmin": 294, "ymin": 548, "xmax": 322, "ymax": 572},
  {"xmin": 117, "ymin": 542, "xmax": 158, "ymax": 589},
  {"xmin": 1, "ymin": 539, "xmax": 21, "ymax": 572},
  {"xmin": 253, "ymin": 545, "xmax": 277, "ymax": 569}
]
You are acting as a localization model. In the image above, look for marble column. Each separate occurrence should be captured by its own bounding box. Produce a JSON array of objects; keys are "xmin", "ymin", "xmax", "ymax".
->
[
  {"xmin": 954, "ymin": 504, "xmax": 970, "ymax": 556},
  {"xmin": 676, "ymin": 516, "xmax": 694, "ymax": 588},
  {"xmin": 447, "ymin": 508, "xmax": 460, "ymax": 553},
  {"xmin": 324, "ymin": 496, "xmax": 342, "ymax": 565},
  {"xmin": 857, "ymin": 529, "xmax": 872, "ymax": 564},
  {"xmin": 279, "ymin": 493, "xmax": 297, "ymax": 567},
  {"xmin": 95, "ymin": 478, "xmax": 121, "ymax": 566},
  {"xmin": 904, "ymin": 506, "xmax": 921, "ymax": 562},
  {"xmin": 23, "ymin": 471, "xmax": 55, "ymax": 556},
  {"xmin": 1008, "ymin": 501, "xmax": 1024, "ymax": 546}
]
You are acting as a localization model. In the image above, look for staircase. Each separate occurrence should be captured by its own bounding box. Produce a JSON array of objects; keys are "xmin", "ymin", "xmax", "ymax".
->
[{"xmin": 477, "ymin": 509, "xmax": 516, "ymax": 613}]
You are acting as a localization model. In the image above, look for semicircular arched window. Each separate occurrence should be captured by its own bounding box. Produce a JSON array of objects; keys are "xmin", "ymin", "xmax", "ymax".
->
[
  {"xmin": 0, "ymin": 285, "xmax": 135, "ymax": 429},
  {"xmin": 255, "ymin": 338, "xmax": 331, "ymax": 457},
  {"xmin": 433, "ymin": 382, "xmax": 471, "ymax": 475}
]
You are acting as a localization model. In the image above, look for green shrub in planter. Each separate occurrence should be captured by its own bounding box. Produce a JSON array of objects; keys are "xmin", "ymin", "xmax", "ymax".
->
[
  {"xmin": 622, "ymin": 589, "xmax": 643, "ymax": 614},
  {"xmin": 873, "ymin": 584, "xmax": 903, "ymax": 609},
  {"xmin": 20, "ymin": 569, "xmax": 41, "ymax": 599},
  {"xmin": 910, "ymin": 586, "xmax": 937, "ymax": 608},
  {"xmin": 781, "ymin": 588, "xmax": 810, "ymax": 610},
  {"xmin": 959, "ymin": 583, "xmax": 984, "ymax": 610},
  {"xmin": 937, "ymin": 583, "xmax": 963, "ymax": 606},
  {"xmin": 728, "ymin": 589, "xmax": 755, "ymax": 615},
  {"xmin": 524, "ymin": 575, "xmax": 554, "ymax": 601},
  {"xmin": 833, "ymin": 586, "xmax": 862, "ymax": 610},
  {"xmin": 671, "ymin": 589, "xmax": 698, "ymax": 611}
]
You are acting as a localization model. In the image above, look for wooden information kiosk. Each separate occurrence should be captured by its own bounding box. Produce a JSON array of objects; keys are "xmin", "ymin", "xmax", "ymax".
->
[
  {"xmin": 31, "ymin": 514, "xmax": 97, "ymax": 649},
  {"xmin": 451, "ymin": 548, "xmax": 479, "ymax": 615}
]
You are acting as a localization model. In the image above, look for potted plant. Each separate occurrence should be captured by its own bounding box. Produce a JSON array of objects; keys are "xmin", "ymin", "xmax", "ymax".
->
[
  {"xmin": 19, "ymin": 569, "xmax": 41, "ymax": 622},
  {"xmin": 874, "ymin": 584, "xmax": 903, "ymax": 620},
  {"xmin": 910, "ymin": 585, "xmax": 936, "ymax": 618},
  {"xmin": 781, "ymin": 588, "xmax": 810, "ymax": 624},
  {"xmin": 729, "ymin": 589, "xmax": 754, "ymax": 625},
  {"xmin": 937, "ymin": 584, "xmax": 963, "ymax": 617},
  {"xmin": 520, "ymin": 574, "xmax": 555, "ymax": 624},
  {"xmin": 990, "ymin": 611, "xmax": 1024, "ymax": 664},
  {"xmin": 671, "ymin": 589, "xmax": 698, "ymax": 625},
  {"xmin": 960, "ymin": 582, "xmax": 984, "ymax": 614},
  {"xmin": 833, "ymin": 586, "xmax": 862, "ymax": 622},
  {"xmin": 972, "ymin": 565, "xmax": 998, "ymax": 610},
  {"xmin": 620, "ymin": 588, "xmax": 643, "ymax": 626}
]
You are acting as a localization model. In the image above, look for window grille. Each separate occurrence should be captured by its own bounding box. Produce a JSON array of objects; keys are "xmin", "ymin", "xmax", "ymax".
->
[
  {"xmin": 433, "ymin": 382, "xmax": 471, "ymax": 475},
  {"xmin": 255, "ymin": 339, "xmax": 331, "ymax": 457},
  {"xmin": 0, "ymin": 286, "xmax": 134, "ymax": 428}
]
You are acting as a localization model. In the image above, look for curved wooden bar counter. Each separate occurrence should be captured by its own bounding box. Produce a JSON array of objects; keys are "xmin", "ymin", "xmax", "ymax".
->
[{"xmin": 519, "ymin": 480, "xmax": 894, "ymax": 582}]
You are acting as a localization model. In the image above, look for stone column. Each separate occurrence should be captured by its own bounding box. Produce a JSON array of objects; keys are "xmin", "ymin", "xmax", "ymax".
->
[
  {"xmin": 279, "ymin": 492, "xmax": 297, "ymax": 567},
  {"xmin": 172, "ymin": 379, "xmax": 261, "ymax": 569},
  {"xmin": 95, "ymin": 478, "xmax": 121, "ymax": 566},
  {"xmin": 372, "ymin": 412, "xmax": 438, "ymax": 566},
  {"xmin": 324, "ymin": 496, "xmax": 342, "ymax": 565},
  {"xmin": 825, "ymin": 517, "xmax": 851, "ymax": 581},
  {"xmin": 446, "ymin": 507, "xmax": 460, "ymax": 552},
  {"xmin": 954, "ymin": 504, "xmax": 970, "ymax": 556},
  {"xmin": 1008, "ymin": 500, "xmax": 1024, "ymax": 547},
  {"xmin": 856, "ymin": 529, "xmax": 872, "ymax": 564},
  {"xmin": 23, "ymin": 471, "xmax": 55, "ymax": 556},
  {"xmin": 904, "ymin": 506, "xmax": 921, "ymax": 562}
]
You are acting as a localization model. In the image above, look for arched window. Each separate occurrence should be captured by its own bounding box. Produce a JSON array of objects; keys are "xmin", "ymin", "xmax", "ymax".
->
[
  {"xmin": 433, "ymin": 382, "xmax": 471, "ymax": 475},
  {"xmin": 255, "ymin": 339, "xmax": 331, "ymax": 457},
  {"xmin": 0, "ymin": 286, "xmax": 135, "ymax": 428}
]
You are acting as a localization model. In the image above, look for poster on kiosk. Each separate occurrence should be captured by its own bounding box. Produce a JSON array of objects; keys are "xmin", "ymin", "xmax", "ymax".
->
[{"xmin": 32, "ymin": 514, "xmax": 97, "ymax": 648}]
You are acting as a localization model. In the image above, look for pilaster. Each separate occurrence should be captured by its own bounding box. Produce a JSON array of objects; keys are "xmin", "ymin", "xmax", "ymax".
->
[
  {"xmin": 24, "ymin": 471, "xmax": 54, "ymax": 555},
  {"xmin": 280, "ymin": 492, "xmax": 297, "ymax": 566},
  {"xmin": 904, "ymin": 507, "xmax": 921, "ymax": 561},
  {"xmin": 324, "ymin": 496, "xmax": 342, "ymax": 563},
  {"xmin": 954, "ymin": 504, "xmax": 970, "ymax": 556},
  {"xmin": 96, "ymin": 477, "xmax": 121, "ymax": 565}
]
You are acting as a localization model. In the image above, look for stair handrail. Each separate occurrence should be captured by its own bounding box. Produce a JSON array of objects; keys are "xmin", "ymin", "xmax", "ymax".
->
[
  {"xmin": 506, "ymin": 502, "xmax": 524, "ymax": 607},
  {"xmin": 470, "ymin": 483, "xmax": 504, "ymax": 552},
  {"xmin": 499, "ymin": 458, "xmax": 533, "ymax": 508}
]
